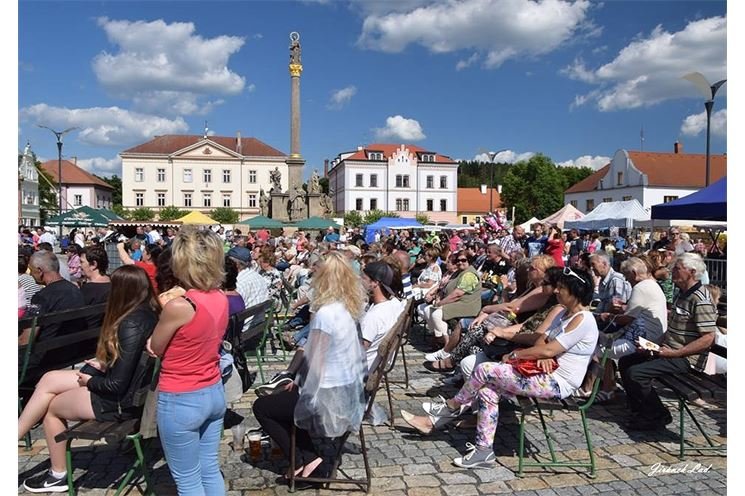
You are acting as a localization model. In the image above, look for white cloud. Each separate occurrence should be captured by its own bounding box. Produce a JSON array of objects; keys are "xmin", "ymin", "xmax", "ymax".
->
[
  {"xmin": 20, "ymin": 103, "xmax": 189, "ymax": 147},
  {"xmin": 328, "ymin": 85, "xmax": 357, "ymax": 109},
  {"xmin": 680, "ymin": 108, "xmax": 727, "ymax": 137},
  {"xmin": 93, "ymin": 17, "xmax": 246, "ymax": 115},
  {"xmin": 473, "ymin": 150, "xmax": 535, "ymax": 164},
  {"xmin": 556, "ymin": 155, "xmax": 610, "ymax": 170},
  {"xmin": 567, "ymin": 16, "xmax": 726, "ymax": 111},
  {"xmin": 77, "ymin": 156, "xmax": 123, "ymax": 177},
  {"xmin": 374, "ymin": 115, "xmax": 426, "ymax": 141},
  {"xmin": 456, "ymin": 53, "xmax": 480, "ymax": 71},
  {"xmin": 247, "ymin": 83, "xmax": 256, "ymax": 93},
  {"xmin": 357, "ymin": 0, "xmax": 594, "ymax": 68}
]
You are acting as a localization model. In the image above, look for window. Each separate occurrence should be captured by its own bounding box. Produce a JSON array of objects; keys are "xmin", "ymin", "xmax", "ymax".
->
[
  {"xmin": 74, "ymin": 194, "xmax": 82, "ymax": 206},
  {"xmin": 570, "ymin": 200, "xmax": 577, "ymax": 208},
  {"xmin": 663, "ymin": 195, "xmax": 679, "ymax": 203},
  {"xmin": 426, "ymin": 199, "xmax": 434, "ymax": 211},
  {"xmin": 248, "ymin": 194, "xmax": 257, "ymax": 208},
  {"xmin": 157, "ymin": 192, "xmax": 166, "ymax": 207},
  {"xmin": 203, "ymin": 192, "xmax": 212, "ymax": 207},
  {"xmin": 203, "ymin": 169, "xmax": 212, "ymax": 183},
  {"xmin": 603, "ymin": 197, "xmax": 612, "ymax": 203},
  {"xmin": 403, "ymin": 199, "xmax": 409, "ymax": 210},
  {"xmin": 396, "ymin": 199, "xmax": 403, "ymax": 210},
  {"xmin": 355, "ymin": 198, "xmax": 363, "ymax": 211},
  {"xmin": 135, "ymin": 168, "xmax": 144, "ymax": 182},
  {"xmin": 183, "ymin": 169, "xmax": 192, "ymax": 183},
  {"xmin": 370, "ymin": 174, "xmax": 378, "ymax": 188},
  {"xmin": 439, "ymin": 176, "xmax": 447, "ymax": 189},
  {"xmin": 462, "ymin": 216, "xmax": 468, "ymax": 224},
  {"xmin": 370, "ymin": 198, "xmax": 377, "ymax": 210},
  {"xmin": 426, "ymin": 176, "xmax": 434, "ymax": 189},
  {"xmin": 369, "ymin": 152, "xmax": 383, "ymax": 160},
  {"xmin": 355, "ymin": 174, "xmax": 363, "ymax": 187},
  {"xmin": 421, "ymin": 154, "xmax": 435, "ymax": 162},
  {"xmin": 183, "ymin": 192, "xmax": 192, "ymax": 207},
  {"xmin": 223, "ymin": 169, "xmax": 231, "ymax": 183},
  {"xmin": 403, "ymin": 175, "xmax": 410, "ymax": 188},
  {"xmin": 157, "ymin": 168, "xmax": 165, "ymax": 182},
  {"xmin": 395, "ymin": 175, "xmax": 403, "ymax": 188},
  {"xmin": 135, "ymin": 192, "xmax": 144, "ymax": 207},
  {"xmin": 622, "ymin": 195, "xmax": 632, "ymax": 201},
  {"xmin": 586, "ymin": 199, "xmax": 595, "ymax": 212},
  {"xmin": 249, "ymin": 170, "xmax": 257, "ymax": 184},
  {"xmin": 617, "ymin": 172, "xmax": 624, "ymax": 186},
  {"xmin": 440, "ymin": 199, "xmax": 447, "ymax": 211},
  {"xmin": 223, "ymin": 193, "xmax": 231, "ymax": 207}
]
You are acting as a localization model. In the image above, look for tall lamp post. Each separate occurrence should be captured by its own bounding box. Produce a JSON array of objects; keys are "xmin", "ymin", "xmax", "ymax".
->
[
  {"xmin": 38, "ymin": 125, "xmax": 78, "ymax": 239},
  {"xmin": 486, "ymin": 149, "xmax": 508, "ymax": 213},
  {"xmin": 682, "ymin": 72, "xmax": 726, "ymax": 186}
]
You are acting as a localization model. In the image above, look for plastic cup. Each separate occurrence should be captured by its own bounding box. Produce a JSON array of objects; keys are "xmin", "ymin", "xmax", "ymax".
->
[
  {"xmin": 248, "ymin": 433, "xmax": 262, "ymax": 462},
  {"xmin": 230, "ymin": 423, "xmax": 246, "ymax": 451}
]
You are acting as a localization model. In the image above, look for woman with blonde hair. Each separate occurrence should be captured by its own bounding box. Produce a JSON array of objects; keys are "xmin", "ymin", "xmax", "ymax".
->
[
  {"xmin": 253, "ymin": 251, "xmax": 367, "ymax": 487},
  {"xmin": 147, "ymin": 227, "xmax": 228, "ymax": 496},
  {"xmin": 19, "ymin": 265, "xmax": 160, "ymax": 493}
]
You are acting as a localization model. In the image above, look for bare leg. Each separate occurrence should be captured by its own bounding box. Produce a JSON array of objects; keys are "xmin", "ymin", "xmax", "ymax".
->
[
  {"xmin": 286, "ymin": 349, "xmax": 305, "ymax": 375},
  {"xmin": 43, "ymin": 387, "xmax": 96, "ymax": 473},
  {"xmin": 445, "ymin": 321, "xmax": 462, "ymax": 352},
  {"xmin": 19, "ymin": 370, "xmax": 80, "ymax": 440}
]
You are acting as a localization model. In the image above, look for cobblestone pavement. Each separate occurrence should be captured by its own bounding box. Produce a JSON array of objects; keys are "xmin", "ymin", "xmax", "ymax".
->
[{"xmin": 18, "ymin": 327, "xmax": 727, "ymax": 495}]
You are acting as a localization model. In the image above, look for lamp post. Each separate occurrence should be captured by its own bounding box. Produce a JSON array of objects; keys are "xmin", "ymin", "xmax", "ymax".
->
[
  {"xmin": 38, "ymin": 125, "xmax": 78, "ymax": 239},
  {"xmin": 682, "ymin": 72, "xmax": 726, "ymax": 186},
  {"xmin": 486, "ymin": 149, "xmax": 508, "ymax": 213}
]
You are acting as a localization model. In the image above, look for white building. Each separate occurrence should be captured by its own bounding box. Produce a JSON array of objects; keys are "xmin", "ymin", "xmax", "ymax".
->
[
  {"xmin": 18, "ymin": 143, "xmax": 40, "ymax": 226},
  {"xmin": 120, "ymin": 134, "xmax": 287, "ymax": 219},
  {"xmin": 327, "ymin": 143, "xmax": 459, "ymax": 223},
  {"xmin": 564, "ymin": 145, "xmax": 726, "ymax": 214},
  {"xmin": 40, "ymin": 158, "xmax": 114, "ymax": 212}
]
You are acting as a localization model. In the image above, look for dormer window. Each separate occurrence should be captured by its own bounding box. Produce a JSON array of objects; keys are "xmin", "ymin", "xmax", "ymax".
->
[
  {"xmin": 421, "ymin": 154, "xmax": 435, "ymax": 162},
  {"xmin": 617, "ymin": 172, "xmax": 623, "ymax": 186},
  {"xmin": 368, "ymin": 152, "xmax": 384, "ymax": 161}
]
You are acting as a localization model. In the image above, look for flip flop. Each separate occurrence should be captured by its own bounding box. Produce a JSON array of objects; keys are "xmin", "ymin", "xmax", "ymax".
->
[{"xmin": 423, "ymin": 360, "xmax": 455, "ymax": 373}]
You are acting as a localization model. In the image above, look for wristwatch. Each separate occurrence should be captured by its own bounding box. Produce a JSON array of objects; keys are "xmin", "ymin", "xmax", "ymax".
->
[{"xmin": 508, "ymin": 351, "xmax": 518, "ymax": 360}]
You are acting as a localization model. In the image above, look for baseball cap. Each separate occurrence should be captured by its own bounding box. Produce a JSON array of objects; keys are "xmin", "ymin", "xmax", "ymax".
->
[
  {"xmin": 363, "ymin": 261, "xmax": 397, "ymax": 296},
  {"xmin": 227, "ymin": 246, "xmax": 252, "ymax": 263}
]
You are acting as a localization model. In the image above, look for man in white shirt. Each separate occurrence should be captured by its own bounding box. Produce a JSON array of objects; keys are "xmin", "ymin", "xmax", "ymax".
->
[
  {"xmin": 39, "ymin": 227, "xmax": 57, "ymax": 247},
  {"xmin": 360, "ymin": 260, "xmax": 405, "ymax": 369},
  {"xmin": 145, "ymin": 225, "xmax": 162, "ymax": 245},
  {"xmin": 228, "ymin": 246, "xmax": 269, "ymax": 331}
]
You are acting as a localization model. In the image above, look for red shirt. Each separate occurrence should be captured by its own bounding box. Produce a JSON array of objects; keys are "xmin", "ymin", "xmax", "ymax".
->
[
  {"xmin": 257, "ymin": 229, "xmax": 270, "ymax": 242},
  {"xmin": 545, "ymin": 238, "xmax": 565, "ymax": 268},
  {"xmin": 159, "ymin": 289, "xmax": 229, "ymax": 393},
  {"xmin": 134, "ymin": 261, "xmax": 158, "ymax": 293}
]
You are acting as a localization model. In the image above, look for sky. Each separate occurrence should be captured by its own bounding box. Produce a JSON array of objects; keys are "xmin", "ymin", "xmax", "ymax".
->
[{"xmin": 16, "ymin": 0, "xmax": 728, "ymax": 180}]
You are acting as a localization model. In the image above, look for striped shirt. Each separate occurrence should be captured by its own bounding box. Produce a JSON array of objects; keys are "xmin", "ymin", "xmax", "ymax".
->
[
  {"xmin": 402, "ymin": 273, "xmax": 413, "ymax": 299},
  {"xmin": 664, "ymin": 282, "xmax": 718, "ymax": 371},
  {"xmin": 18, "ymin": 273, "xmax": 42, "ymax": 306}
]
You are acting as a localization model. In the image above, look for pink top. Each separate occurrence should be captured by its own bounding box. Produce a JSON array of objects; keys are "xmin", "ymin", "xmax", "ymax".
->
[
  {"xmin": 158, "ymin": 289, "xmax": 229, "ymax": 393},
  {"xmin": 545, "ymin": 238, "xmax": 565, "ymax": 267}
]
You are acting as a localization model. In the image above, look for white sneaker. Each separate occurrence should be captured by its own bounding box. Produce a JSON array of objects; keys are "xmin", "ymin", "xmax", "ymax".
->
[
  {"xmin": 421, "ymin": 395, "xmax": 469, "ymax": 417},
  {"xmin": 453, "ymin": 443, "xmax": 496, "ymax": 469},
  {"xmin": 424, "ymin": 349, "xmax": 451, "ymax": 362}
]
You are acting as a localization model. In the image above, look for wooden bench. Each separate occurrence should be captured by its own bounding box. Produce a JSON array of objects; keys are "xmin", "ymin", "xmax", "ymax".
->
[
  {"xmin": 656, "ymin": 343, "xmax": 727, "ymax": 459},
  {"xmin": 224, "ymin": 299, "xmax": 275, "ymax": 384},
  {"xmin": 53, "ymin": 352, "xmax": 159, "ymax": 496}
]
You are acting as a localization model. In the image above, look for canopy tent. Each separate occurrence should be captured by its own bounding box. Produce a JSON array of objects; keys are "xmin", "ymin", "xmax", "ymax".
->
[
  {"xmin": 564, "ymin": 199, "xmax": 650, "ymax": 231},
  {"xmin": 100, "ymin": 209, "xmax": 125, "ymax": 221},
  {"xmin": 237, "ymin": 215, "xmax": 285, "ymax": 229},
  {"xmin": 364, "ymin": 217, "xmax": 423, "ymax": 244},
  {"xmin": 174, "ymin": 210, "xmax": 218, "ymax": 225},
  {"xmin": 518, "ymin": 217, "xmax": 540, "ymax": 231},
  {"xmin": 46, "ymin": 206, "xmax": 112, "ymax": 227},
  {"xmin": 441, "ymin": 223, "xmax": 477, "ymax": 231},
  {"xmin": 294, "ymin": 216, "xmax": 341, "ymax": 230},
  {"xmin": 651, "ymin": 176, "xmax": 726, "ymax": 222},
  {"xmin": 541, "ymin": 204, "xmax": 585, "ymax": 230}
]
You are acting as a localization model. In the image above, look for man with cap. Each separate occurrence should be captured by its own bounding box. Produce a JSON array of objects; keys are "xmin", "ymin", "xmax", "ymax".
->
[
  {"xmin": 360, "ymin": 260, "xmax": 405, "ymax": 369},
  {"xmin": 228, "ymin": 246, "xmax": 269, "ymax": 330}
]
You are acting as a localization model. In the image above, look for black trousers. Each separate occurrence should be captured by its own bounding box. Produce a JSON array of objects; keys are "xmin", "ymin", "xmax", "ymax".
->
[
  {"xmin": 252, "ymin": 389, "xmax": 319, "ymax": 468},
  {"xmin": 618, "ymin": 352, "xmax": 690, "ymax": 420}
]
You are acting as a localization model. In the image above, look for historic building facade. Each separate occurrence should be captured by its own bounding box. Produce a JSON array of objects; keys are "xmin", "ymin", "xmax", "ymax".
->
[
  {"xmin": 40, "ymin": 158, "xmax": 114, "ymax": 213},
  {"xmin": 18, "ymin": 143, "xmax": 40, "ymax": 226}
]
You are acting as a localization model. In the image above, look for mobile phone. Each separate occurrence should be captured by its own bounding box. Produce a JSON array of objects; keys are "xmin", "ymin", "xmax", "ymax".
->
[{"xmin": 80, "ymin": 363, "xmax": 105, "ymax": 377}]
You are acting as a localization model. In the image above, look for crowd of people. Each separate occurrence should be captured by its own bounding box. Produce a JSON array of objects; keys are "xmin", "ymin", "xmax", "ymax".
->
[{"xmin": 17, "ymin": 219, "xmax": 724, "ymax": 492}]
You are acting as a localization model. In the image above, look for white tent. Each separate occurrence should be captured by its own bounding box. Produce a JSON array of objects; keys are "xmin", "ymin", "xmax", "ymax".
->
[
  {"xmin": 518, "ymin": 217, "xmax": 540, "ymax": 231},
  {"xmin": 541, "ymin": 204, "xmax": 585, "ymax": 230},
  {"xmin": 564, "ymin": 199, "xmax": 650, "ymax": 230}
]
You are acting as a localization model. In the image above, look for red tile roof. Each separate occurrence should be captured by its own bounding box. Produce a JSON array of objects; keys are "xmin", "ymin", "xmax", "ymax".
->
[
  {"xmin": 343, "ymin": 144, "xmax": 457, "ymax": 164},
  {"xmin": 565, "ymin": 151, "xmax": 727, "ymax": 193},
  {"xmin": 121, "ymin": 135, "xmax": 286, "ymax": 156},
  {"xmin": 457, "ymin": 187, "xmax": 501, "ymax": 212},
  {"xmin": 40, "ymin": 160, "xmax": 113, "ymax": 190}
]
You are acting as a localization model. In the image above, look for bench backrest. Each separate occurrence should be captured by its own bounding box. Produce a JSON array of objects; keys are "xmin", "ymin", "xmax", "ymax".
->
[
  {"xmin": 577, "ymin": 346, "xmax": 611, "ymax": 410},
  {"xmin": 225, "ymin": 299, "xmax": 274, "ymax": 350},
  {"xmin": 365, "ymin": 312, "xmax": 406, "ymax": 414}
]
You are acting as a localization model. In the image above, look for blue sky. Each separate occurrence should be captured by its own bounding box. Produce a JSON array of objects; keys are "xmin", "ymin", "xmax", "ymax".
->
[{"xmin": 17, "ymin": 0, "xmax": 728, "ymax": 180}]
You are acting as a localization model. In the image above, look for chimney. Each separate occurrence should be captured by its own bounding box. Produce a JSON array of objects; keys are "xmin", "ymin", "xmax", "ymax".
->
[
  {"xmin": 71, "ymin": 156, "xmax": 77, "ymax": 165},
  {"xmin": 324, "ymin": 159, "xmax": 329, "ymax": 177},
  {"xmin": 674, "ymin": 141, "xmax": 682, "ymax": 154},
  {"xmin": 357, "ymin": 146, "xmax": 364, "ymax": 151},
  {"xmin": 236, "ymin": 131, "xmax": 242, "ymax": 155},
  {"xmin": 480, "ymin": 184, "xmax": 487, "ymax": 194}
]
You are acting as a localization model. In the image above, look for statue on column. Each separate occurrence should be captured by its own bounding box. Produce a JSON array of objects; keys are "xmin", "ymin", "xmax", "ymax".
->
[
  {"xmin": 259, "ymin": 189, "xmax": 269, "ymax": 216},
  {"xmin": 289, "ymin": 32, "xmax": 302, "ymax": 64},
  {"xmin": 270, "ymin": 166, "xmax": 282, "ymax": 193},
  {"xmin": 320, "ymin": 193, "xmax": 334, "ymax": 217},
  {"xmin": 289, "ymin": 185, "xmax": 306, "ymax": 221},
  {"xmin": 309, "ymin": 169, "xmax": 321, "ymax": 194}
]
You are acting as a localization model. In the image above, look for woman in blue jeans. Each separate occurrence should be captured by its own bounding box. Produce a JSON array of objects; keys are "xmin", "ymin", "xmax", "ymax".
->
[{"xmin": 147, "ymin": 228, "xmax": 229, "ymax": 495}]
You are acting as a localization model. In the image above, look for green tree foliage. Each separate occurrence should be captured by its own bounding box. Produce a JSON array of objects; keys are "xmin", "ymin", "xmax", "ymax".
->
[
  {"xmin": 96, "ymin": 174, "xmax": 123, "ymax": 208},
  {"xmin": 556, "ymin": 165, "xmax": 595, "ymax": 192},
  {"xmin": 319, "ymin": 177, "xmax": 330, "ymax": 195},
  {"xmin": 415, "ymin": 213, "xmax": 431, "ymax": 225},
  {"xmin": 457, "ymin": 160, "xmax": 512, "ymax": 188},
  {"xmin": 500, "ymin": 154, "xmax": 564, "ymax": 223},
  {"xmin": 130, "ymin": 207, "xmax": 155, "ymax": 221},
  {"xmin": 210, "ymin": 207, "xmax": 239, "ymax": 224},
  {"xmin": 362, "ymin": 209, "xmax": 399, "ymax": 225},
  {"xmin": 113, "ymin": 205, "xmax": 131, "ymax": 219},
  {"xmin": 343, "ymin": 211, "xmax": 364, "ymax": 228},
  {"xmin": 158, "ymin": 205, "xmax": 183, "ymax": 222},
  {"xmin": 34, "ymin": 161, "xmax": 59, "ymax": 224}
]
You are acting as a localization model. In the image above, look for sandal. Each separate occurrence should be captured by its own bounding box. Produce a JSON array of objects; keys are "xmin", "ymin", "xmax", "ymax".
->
[{"xmin": 423, "ymin": 359, "xmax": 455, "ymax": 373}]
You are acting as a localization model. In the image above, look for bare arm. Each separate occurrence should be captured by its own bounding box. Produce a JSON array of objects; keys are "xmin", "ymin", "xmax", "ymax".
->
[
  {"xmin": 117, "ymin": 242, "xmax": 135, "ymax": 265},
  {"xmin": 437, "ymin": 288, "xmax": 465, "ymax": 306},
  {"xmin": 148, "ymin": 298, "xmax": 194, "ymax": 356},
  {"xmin": 504, "ymin": 311, "xmax": 585, "ymax": 360},
  {"xmin": 659, "ymin": 332, "xmax": 715, "ymax": 359}
]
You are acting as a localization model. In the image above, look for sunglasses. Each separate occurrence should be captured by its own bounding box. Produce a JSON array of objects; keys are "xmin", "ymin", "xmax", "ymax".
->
[
  {"xmin": 563, "ymin": 266, "xmax": 586, "ymax": 283},
  {"xmin": 456, "ymin": 258, "xmax": 469, "ymax": 263}
]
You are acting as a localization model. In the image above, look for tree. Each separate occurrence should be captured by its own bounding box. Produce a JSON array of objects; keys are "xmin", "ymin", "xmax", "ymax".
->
[
  {"xmin": 415, "ymin": 213, "xmax": 431, "ymax": 225},
  {"xmin": 158, "ymin": 205, "xmax": 183, "ymax": 222},
  {"xmin": 130, "ymin": 207, "xmax": 155, "ymax": 221},
  {"xmin": 362, "ymin": 209, "xmax": 399, "ymax": 225},
  {"xmin": 457, "ymin": 160, "xmax": 512, "ymax": 188},
  {"xmin": 500, "ymin": 154, "xmax": 564, "ymax": 223},
  {"xmin": 210, "ymin": 207, "xmax": 239, "ymax": 224},
  {"xmin": 33, "ymin": 160, "xmax": 59, "ymax": 224},
  {"xmin": 97, "ymin": 174, "xmax": 122, "ymax": 208},
  {"xmin": 343, "ymin": 211, "xmax": 364, "ymax": 228},
  {"xmin": 556, "ymin": 165, "xmax": 595, "ymax": 191},
  {"xmin": 319, "ymin": 176, "xmax": 330, "ymax": 195},
  {"xmin": 113, "ymin": 204, "xmax": 131, "ymax": 220}
]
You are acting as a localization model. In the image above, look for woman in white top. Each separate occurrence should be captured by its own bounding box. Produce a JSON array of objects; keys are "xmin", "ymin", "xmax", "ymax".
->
[
  {"xmin": 402, "ymin": 266, "xmax": 598, "ymax": 470},
  {"xmin": 253, "ymin": 251, "xmax": 367, "ymax": 484},
  {"xmin": 411, "ymin": 247, "xmax": 442, "ymax": 300}
]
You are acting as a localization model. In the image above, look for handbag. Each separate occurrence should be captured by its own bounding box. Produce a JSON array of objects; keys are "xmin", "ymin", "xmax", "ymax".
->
[{"xmin": 508, "ymin": 358, "xmax": 558, "ymax": 377}]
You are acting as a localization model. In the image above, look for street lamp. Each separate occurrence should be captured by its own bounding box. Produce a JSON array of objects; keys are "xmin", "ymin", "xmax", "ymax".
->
[
  {"xmin": 682, "ymin": 72, "xmax": 726, "ymax": 186},
  {"xmin": 38, "ymin": 125, "xmax": 78, "ymax": 238},
  {"xmin": 486, "ymin": 149, "xmax": 508, "ymax": 213}
]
